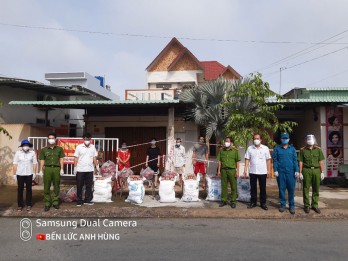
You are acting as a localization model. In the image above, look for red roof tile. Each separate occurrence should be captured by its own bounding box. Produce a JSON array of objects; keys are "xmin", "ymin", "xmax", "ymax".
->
[{"xmin": 201, "ymin": 61, "xmax": 241, "ymax": 80}]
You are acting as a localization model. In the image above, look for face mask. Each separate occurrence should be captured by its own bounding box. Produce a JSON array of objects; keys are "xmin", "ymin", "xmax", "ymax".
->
[
  {"xmin": 121, "ymin": 145, "xmax": 127, "ymax": 149},
  {"xmin": 48, "ymin": 139, "xmax": 55, "ymax": 145},
  {"xmin": 175, "ymin": 143, "xmax": 181, "ymax": 148},
  {"xmin": 254, "ymin": 139, "xmax": 261, "ymax": 146},
  {"xmin": 281, "ymin": 139, "xmax": 289, "ymax": 145},
  {"xmin": 307, "ymin": 139, "xmax": 315, "ymax": 146},
  {"xmin": 199, "ymin": 140, "xmax": 204, "ymax": 144},
  {"xmin": 224, "ymin": 142, "xmax": 231, "ymax": 148},
  {"xmin": 150, "ymin": 141, "xmax": 156, "ymax": 145},
  {"xmin": 22, "ymin": 146, "xmax": 30, "ymax": 152},
  {"xmin": 84, "ymin": 140, "xmax": 90, "ymax": 146}
]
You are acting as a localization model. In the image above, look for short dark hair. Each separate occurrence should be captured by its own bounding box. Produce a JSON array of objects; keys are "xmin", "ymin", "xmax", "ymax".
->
[
  {"xmin": 253, "ymin": 133, "xmax": 262, "ymax": 140},
  {"xmin": 82, "ymin": 132, "xmax": 92, "ymax": 139},
  {"xmin": 225, "ymin": 137, "xmax": 233, "ymax": 143},
  {"xmin": 48, "ymin": 133, "xmax": 56, "ymax": 138},
  {"xmin": 176, "ymin": 138, "xmax": 181, "ymax": 141},
  {"xmin": 329, "ymin": 131, "xmax": 341, "ymax": 142}
]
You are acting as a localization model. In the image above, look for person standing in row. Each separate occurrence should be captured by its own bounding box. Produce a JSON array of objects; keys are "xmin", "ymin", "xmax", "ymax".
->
[
  {"xmin": 146, "ymin": 138, "xmax": 161, "ymax": 187},
  {"xmin": 13, "ymin": 139, "xmax": 37, "ymax": 211},
  {"xmin": 217, "ymin": 137, "xmax": 241, "ymax": 208},
  {"xmin": 192, "ymin": 136, "xmax": 209, "ymax": 189},
  {"xmin": 39, "ymin": 133, "xmax": 65, "ymax": 211},
  {"xmin": 172, "ymin": 138, "xmax": 186, "ymax": 188},
  {"xmin": 272, "ymin": 132, "xmax": 299, "ymax": 214},
  {"xmin": 117, "ymin": 141, "xmax": 131, "ymax": 189},
  {"xmin": 73, "ymin": 133, "xmax": 98, "ymax": 207},
  {"xmin": 298, "ymin": 134, "xmax": 325, "ymax": 214},
  {"xmin": 244, "ymin": 133, "xmax": 271, "ymax": 210}
]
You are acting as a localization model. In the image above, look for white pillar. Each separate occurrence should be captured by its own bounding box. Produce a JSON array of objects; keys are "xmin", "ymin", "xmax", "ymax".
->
[{"xmin": 166, "ymin": 106, "xmax": 175, "ymax": 171}]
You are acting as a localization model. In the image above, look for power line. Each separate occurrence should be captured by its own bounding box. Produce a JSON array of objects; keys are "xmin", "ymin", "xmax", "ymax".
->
[
  {"xmin": 1, "ymin": 22, "xmax": 348, "ymax": 45},
  {"xmin": 304, "ymin": 68, "xmax": 348, "ymax": 87},
  {"xmin": 251, "ymin": 29, "xmax": 348, "ymax": 74}
]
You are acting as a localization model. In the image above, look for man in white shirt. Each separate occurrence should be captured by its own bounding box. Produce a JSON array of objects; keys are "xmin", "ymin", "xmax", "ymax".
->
[
  {"xmin": 172, "ymin": 138, "xmax": 186, "ymax": 188},
  {"xmin": 74, "ymin": 133, "xmax": 98, "ymax": 206},
  {"xmin": 13, "ymin": 139, "xmax": 37, "ymax": 211},
  {"xmin": 243, "ymin": 133, "xmax": 271, "ymax": 210}
]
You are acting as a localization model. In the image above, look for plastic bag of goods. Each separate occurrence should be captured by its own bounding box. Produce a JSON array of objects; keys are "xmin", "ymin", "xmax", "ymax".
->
[
  {"xmin": 62, "ymin": 186, "xmax": 77, "ymax": 202},
  {"xmin": 181, "ymin": 174, "xmax": 200, "ymax": 202},
  {"xmin": 161, "ymin": 171, "xmax": 177, "ymax": 179},
  {"xmin": 159, "ymin": 176, "xmax": 177, "ymax": 203},
  {"xmin": 125, "ymin": 176, "xmax": 145, "ymax": 204},
  {"xmin": 237, "ymin": 177, "xmax": 251, "ymax": 202},
  {"xmin": 118, "ymin": 168, "xmax": 134, "ymax": 179},
  {"xmin": 93, "ymin": 177, "xmax": 113, "ymax": 203},
  {"xmin": 100, "ymin": 160, "xmax": 117, "ymax": 179},
  {"xmin": 140, "ymin": 167, "xmax": 154, "ymax": 180},
  {"xmin": 206, "ymin": 176, "xmax": 221, "ymax": 201}
]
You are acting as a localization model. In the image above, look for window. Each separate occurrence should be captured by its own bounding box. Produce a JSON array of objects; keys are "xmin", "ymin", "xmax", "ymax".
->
[{"xmin": 156, "ymin": 83, "xmax": 172, "ymax": 89}]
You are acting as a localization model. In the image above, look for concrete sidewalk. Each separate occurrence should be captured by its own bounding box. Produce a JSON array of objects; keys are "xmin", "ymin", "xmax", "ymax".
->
[{"xmin": 1, "ymin": 180, "xmax": 348, "ymax": 220}]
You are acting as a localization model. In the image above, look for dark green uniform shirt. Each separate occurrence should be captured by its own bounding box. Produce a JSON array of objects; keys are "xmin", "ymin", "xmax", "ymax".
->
[
  {"xmin": 217, "ymin": 147, "xmax": 241, "ymax": 169},
  {"xmin": 38, "ymin": 146, "xmax": 65, "ymax": 167},
  {"xmin": 298, "ymin": 146, "xmax": 325, "ymax": 168}
]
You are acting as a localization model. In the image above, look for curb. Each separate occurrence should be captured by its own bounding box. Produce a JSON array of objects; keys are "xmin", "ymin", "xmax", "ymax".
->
[{"xmin": 2, "ymin": 207, "xmax": 348, "ymax": 220}]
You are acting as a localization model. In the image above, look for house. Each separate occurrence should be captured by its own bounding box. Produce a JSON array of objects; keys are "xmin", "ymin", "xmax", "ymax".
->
[
  {"xmin": 125, "ymin": 37, "xmax": 241, "ymax": 100},
  {"xmin": 269, "ymin": 87, "xmax": 348, "ymax": 179},
  {"xmin": 0, "ymin": 73, "xmax": 119, "ymax": 184}
]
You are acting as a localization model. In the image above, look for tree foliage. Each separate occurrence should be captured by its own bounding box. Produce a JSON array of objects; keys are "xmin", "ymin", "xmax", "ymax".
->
[
  {"xmin": 225, "ymin": 73, "xmax": 296, "ymax": 147},
  {"xmin": 179, "ymin": 78, "xmax": 230, "ymax": 141},
  {"xmin": 180, "ymin": 73, "xmax": 297, "ymax": 147}
]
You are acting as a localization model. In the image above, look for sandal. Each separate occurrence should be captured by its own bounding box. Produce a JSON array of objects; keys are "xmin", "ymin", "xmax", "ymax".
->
[
  {"xmin": 17, "ymin": 207, "xmax": 23, "ymax": 212},
  {"xmin": 26, "ymin": 206, "xmax": 32, "ymax": 211}
]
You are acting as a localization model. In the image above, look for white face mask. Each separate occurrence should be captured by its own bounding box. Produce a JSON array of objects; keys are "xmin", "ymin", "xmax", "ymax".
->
[
  {"xmin": 84, "ymin": 140, "xmax": 90, "ymax": 146},
  {"xmin": 22, "ymin": 146, "xmax": 30, "ymax": 152},
  {"xmin": 48, "ymin": 139, "xmax": 56, "ymax": 145},
  {"xmin": 224, "ymin": 142, "xmax": 231, "ymax": 148},
  {"xmin": 150, "ymin": 141, "xmax": 156, "ymax": 145},
  {"xmin": 307, "ymin": 139, "xmax": 315, "ymax": 146},
  {"xmin": 254, "ymin": 139, "xmax": 261, "ymax": 146}
]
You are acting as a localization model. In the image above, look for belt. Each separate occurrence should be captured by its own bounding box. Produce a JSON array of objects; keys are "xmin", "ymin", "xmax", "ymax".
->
[
  {"xmin": 304, "ymin": 167, "xmax": 320, "ymax": 169},
  {"xmin": 45, "ymin": 165, "xmax": 60, "ymax": 168},
  {"xmin": 222, "ymin": 167, "xmax": 236, "ymax": 170}
]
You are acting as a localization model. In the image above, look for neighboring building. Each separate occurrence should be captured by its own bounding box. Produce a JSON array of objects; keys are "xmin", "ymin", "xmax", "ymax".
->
[
  {"xmin": 269, "ymin": 87, "xmax": 348, "ymax": 179},
  {"xmin": 0, "ymin": 74, "xmax": 119, "ymax": 184},
  {"xmin": 125, "ymin": 37, "xmax": 241, "ymax": 101}
]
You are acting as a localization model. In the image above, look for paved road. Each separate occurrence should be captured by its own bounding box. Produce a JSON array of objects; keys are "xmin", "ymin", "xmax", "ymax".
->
[{"xmin": 1, "ymin": 218, "xmax": 347, "ymax": 261}]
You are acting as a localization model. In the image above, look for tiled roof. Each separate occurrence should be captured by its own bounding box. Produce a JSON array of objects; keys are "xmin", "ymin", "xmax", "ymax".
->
[{"xmin": 200, "ymin": 61, "xmax": 226, "ymax": 80}]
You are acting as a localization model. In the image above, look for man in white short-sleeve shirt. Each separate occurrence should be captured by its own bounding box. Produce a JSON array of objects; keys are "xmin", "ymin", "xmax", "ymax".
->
[
  {"xmin": 74, "ymin": 133, "xmax": 98, "ymax": 206},
  {"xmin": 243, "ymin": 133, "xmax": 271, "ymax": 210}
]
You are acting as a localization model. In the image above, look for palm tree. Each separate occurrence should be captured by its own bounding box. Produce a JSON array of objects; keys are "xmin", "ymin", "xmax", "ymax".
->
[{"xmin": 179, "ymin": 77, "xmax": 231, "ymax": 143}]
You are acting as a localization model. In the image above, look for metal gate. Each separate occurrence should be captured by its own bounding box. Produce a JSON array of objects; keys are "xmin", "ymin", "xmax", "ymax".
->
[{"xmin": 29, "ymin": 137, "xmax": 119, "ymax": 176}]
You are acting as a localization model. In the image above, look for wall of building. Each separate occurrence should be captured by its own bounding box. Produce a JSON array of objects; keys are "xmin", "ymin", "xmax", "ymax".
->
[
  {"xmin": 0, "ymin": 86, "xmax": 69, "ymax": 127},
  {"xmin": 147, "ymin": 71, "xmax": 202, "ymax": 85},
  {"xmin": 342, "ymin": 107, "xmax": 348, "ymax": 164},
  {"xmin": 0, "ymin": 124, "xmax": 53, "ymax": 184}
]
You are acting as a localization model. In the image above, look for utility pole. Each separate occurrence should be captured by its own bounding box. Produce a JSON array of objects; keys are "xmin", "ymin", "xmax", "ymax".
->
[{"xmin": 279, "ymin": 67, "xmax": 286, "ymax": 95}]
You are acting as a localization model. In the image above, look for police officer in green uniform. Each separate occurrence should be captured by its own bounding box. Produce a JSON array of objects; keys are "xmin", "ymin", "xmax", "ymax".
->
[
  {"xmin": 39, "ymin": 133, "xmax": 65, "ymax": 211},
  {"xmin": 217, "ymin": 137, "xmax": 241, "ymax": 208},
  {"xmin": 298, "ymin": 134, "xmax": 325, "ymax": 214}
]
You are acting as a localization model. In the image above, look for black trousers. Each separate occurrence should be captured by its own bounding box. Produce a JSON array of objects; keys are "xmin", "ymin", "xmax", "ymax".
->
[
  {"xmin": 76, "ymin": 172, "xmax": 94, "ymax": 204},
  {"xmin": 249, "ymin": 174, "xmax": 267, "ymax": 205},
  {"xmin": 17, "ymin": 175, "xmax": 33, "ymax": 207}
]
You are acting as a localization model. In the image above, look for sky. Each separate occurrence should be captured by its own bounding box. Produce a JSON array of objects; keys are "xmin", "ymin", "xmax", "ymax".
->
[{"xmin": 1, "ymin": 0, "xmax": 348, "ymax": 99}]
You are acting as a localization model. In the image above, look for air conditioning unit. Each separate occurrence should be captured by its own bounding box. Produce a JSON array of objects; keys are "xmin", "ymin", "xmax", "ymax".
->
[
  {"xmin": 37, "ymin": 95, "xmax": 57, "ymax": 101},
  {"xmin": 43, "ymin": 95, "xmax": 57, "ymax": 101}
]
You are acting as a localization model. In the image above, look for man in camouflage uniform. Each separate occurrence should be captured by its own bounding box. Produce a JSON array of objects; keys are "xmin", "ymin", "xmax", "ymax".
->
[{"xmin": 298, "ymin": 134, "xmax": 325, "ymax": 214}]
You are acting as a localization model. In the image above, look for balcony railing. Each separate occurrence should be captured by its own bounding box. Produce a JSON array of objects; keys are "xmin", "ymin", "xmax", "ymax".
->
[{"xmin": 125, "ymin": 89, "xmax": 176, "ymax": 101}]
